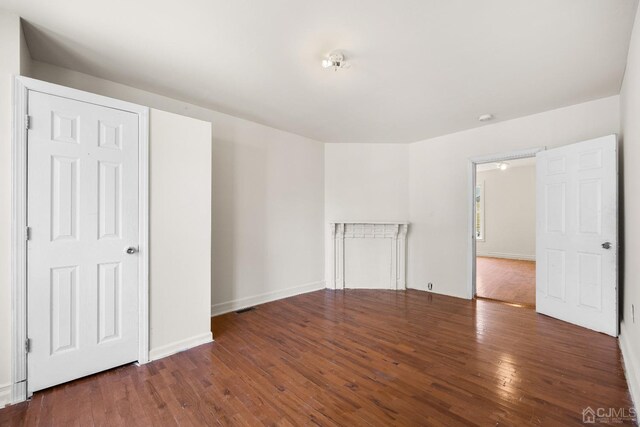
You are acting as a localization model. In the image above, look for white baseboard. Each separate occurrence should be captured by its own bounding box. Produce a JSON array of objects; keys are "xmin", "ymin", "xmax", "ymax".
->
[
  {"xmin": 619, "ymin": 321, "xmax": 640, "ymax": 412},
  {"xmin": 0, "ymin": 382, "xmax": 11, "ymax": 408},
  {"xmin": 476, "ymin": 251, "xmax": 536, "ymax": 261},
  {"xmin": 149, "ymin": 332, "xmax": 213, "ymax": 361},
  {"xmin": 211, "ymin": 281, "xmax": 325, "ymax": 317},
  {"xmin": 407, "ymin": 284, "xmax": 470, "ymax": 300}
]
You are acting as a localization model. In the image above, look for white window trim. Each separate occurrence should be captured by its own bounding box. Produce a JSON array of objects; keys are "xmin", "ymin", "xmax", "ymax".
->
[
  {"xmin": 11, "ymin": 76, "xmax": 150, "ymax": 403},
  {"xmin": 475, "ymin": 182, "xmax": 485, "ymax": 242}
]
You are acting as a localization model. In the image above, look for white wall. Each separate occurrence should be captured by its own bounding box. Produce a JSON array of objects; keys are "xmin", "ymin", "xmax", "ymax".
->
[
  {"xmin": 619, "ymin": 3, "xmax": 640, "ymax": 410},
  {"xmin": 476, "ymin": 165, "xmax": 536, "ymax": 260},
  {"xmin": 324, "ymin": 143, "xmax": 409, "ymax": 283},
  {"xmin": 408, "ymin": 96, "xmax": 620, "ymax": 298},
  {"xmin": 0, "ymin": 11, "xmax": 28, "ymax": 406},
  {"xmin": 324, "ymin": 144, "xmax": 409, "ymax": 221},
  {"xmin": 26, "ymin": 61, "xmax": 326, "ymax": 318},
  {"xmin": 149, "ymin": 109, "xmax": 212, "ymax": 359}
]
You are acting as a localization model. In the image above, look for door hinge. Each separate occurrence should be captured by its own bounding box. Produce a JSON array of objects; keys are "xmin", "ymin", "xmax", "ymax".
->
[
  {"xmin": 25, "ymin": 226, "xmax": 31, "ymax": 241},
  {"xmin": 25, "ymin": 338, "xmax": 31, "ymax": 353},
  {"xmin": 25, "ymin": 115, "xmax": 31, "ymax": 130}
]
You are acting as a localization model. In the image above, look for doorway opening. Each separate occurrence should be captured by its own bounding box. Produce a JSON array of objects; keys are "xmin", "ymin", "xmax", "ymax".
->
[
  {"xmin": 467, "ymin": 147, "xmax": 545, "ymax": 307},
  {"xmin": 468, "ymin": 137, "xmax": 618, "ymax": 335},
  {"xmin": 469, "ymin": 150, "xmax": 542, "ymax": 307}
]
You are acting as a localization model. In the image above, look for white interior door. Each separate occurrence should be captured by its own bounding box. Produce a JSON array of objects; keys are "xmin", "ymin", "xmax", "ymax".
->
[
  {"xmin": 536, "ymin": 135, "xmax": 618, "ymax": 336},
  {"xmin": 27, "ymin": 90, "xmax": 140, "ymax": 392}
]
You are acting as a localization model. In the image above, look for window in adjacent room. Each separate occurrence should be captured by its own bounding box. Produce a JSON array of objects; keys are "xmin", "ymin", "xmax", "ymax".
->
[{"xmin": 475, "ymin": 183, "xmax": 485, "ymax": 241}]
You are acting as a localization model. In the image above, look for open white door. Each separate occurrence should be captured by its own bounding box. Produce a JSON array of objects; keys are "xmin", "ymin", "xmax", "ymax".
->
[{"xmin": 536, "ymin": 135, "xmax": 618, "ymax": 336}]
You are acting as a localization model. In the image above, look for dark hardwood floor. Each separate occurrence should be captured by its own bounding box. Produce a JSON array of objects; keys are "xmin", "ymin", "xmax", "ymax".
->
[
  {"xmin": 0, "ymin": 289, "xmax": 634, "ymax": 426},
  {"xmin": 476, "ymin": 256, "xmax": 536, "ymax": 306}
]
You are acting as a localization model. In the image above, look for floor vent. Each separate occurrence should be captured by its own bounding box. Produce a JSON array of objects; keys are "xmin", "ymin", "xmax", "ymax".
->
[{"xmin": 235, "ymin": 307, "xmax": 255, "ymax": 314}]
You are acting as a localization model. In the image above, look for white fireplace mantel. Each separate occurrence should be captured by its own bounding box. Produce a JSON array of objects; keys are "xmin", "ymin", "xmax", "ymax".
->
[{"xmin": 329, "ymin": 221, "xmax": 409, "ymax": 290}]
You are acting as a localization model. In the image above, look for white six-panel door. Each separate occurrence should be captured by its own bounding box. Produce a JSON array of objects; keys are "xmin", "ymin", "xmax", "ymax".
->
[
  {"xmin": 536, "ymin": 135, "xmax": 618, "ymax": 336},
  {"xmin": 27, "ymin": 91, "xmax": 140, "ymax": 392}
]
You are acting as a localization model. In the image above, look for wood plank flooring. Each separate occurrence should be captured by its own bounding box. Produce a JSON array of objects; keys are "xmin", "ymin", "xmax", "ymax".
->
[
  {"xmin": 0, "ymin": 289, "xmax": 634, "ymax": 426},
  {"xmin": 476, "ymin": 256, "xmax": 536, "ymax": 306}
]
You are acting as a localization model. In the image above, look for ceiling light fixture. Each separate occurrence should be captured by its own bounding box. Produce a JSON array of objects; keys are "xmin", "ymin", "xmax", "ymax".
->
[
  {"xmin": 322, "ymin": 52, "xmax": 349, "ymax": 71},
  {"xmin": 497, "ymin": 162, "xmax": 509, "ymax": 171},
  {"xmin": 478, "ymin": 114, "xmax": 494, "ymax": 122}
]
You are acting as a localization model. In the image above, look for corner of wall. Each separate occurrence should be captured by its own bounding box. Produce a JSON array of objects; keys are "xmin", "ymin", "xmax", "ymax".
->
[
  {"xmin": 148, "ymin": 332, "xmax": 213, "ymax": 362},
  {"xmin": 0, "ymin": 382, "xmax": 11, "ymax": 408},
  {"xmin": 211, "ymin": 281, "xmax": 326, "ymax": 317},
  {"xmin": 19, "ymin": 18, "xmax": 32, "ymax": 76},
  {"xmin": 620, "ymin": 321, "xmax": 640, "ymax": 411},
  {"xmin": 0, "ymin": 9, "xmax": 24, "ymax": 407},
  {"xmin": 619, "ymin": 0, "xmax": 640, "ymax": 415}
]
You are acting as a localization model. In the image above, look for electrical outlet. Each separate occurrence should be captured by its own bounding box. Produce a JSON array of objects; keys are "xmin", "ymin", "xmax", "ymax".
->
[{"xmin": 428, "ymin": 282, "xmax": 433, "ymax": 291}]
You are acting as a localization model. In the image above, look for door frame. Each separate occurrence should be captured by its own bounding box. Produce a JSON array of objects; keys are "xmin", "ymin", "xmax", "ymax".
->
[
  {"xmin": 11, "ymin": 76, "xmax": 150, "ymax": 403},
  {"xmin": 466, "ymin": 147, "xmax": 545, "ymax": 300}
]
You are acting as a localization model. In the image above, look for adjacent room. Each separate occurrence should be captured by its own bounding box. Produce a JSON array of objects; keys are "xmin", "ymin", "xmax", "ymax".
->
[
  {"xmin": 1, "ymin": 0, "xmax": 640, "ymax": 425},
  {"xmin": 475, "ymin": 157, "xmax": 536, "ymax": 306}
]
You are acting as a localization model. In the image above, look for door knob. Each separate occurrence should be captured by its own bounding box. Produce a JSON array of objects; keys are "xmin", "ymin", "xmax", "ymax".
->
[
  {"xmin": 602, "ymin": 242, "xmax": 612, "ymax": 250},
  {"xmin": 125, "ymin": 247, "xmax": 138, "ymax": 254}
]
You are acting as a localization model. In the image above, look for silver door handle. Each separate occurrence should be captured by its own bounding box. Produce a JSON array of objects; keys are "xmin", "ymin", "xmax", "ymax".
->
[
  {"xmin": 602, "ymin": 242, "xmax": 612, "ymax": 250},
  {"xmin": 125, "ymin": 247, "xmax": 138, "ymax": 254}
]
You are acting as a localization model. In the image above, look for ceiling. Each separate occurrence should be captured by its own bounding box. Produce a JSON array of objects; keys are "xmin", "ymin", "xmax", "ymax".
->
[
  {"xmin": 476, "ymin": 156, "xmax": 535, "ymax": 172},
  {"xmin": 2, "ymin": 0, "xmax": 637, "ymax": 143}
]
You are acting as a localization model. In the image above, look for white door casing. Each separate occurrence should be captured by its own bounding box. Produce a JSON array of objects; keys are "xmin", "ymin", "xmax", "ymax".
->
[
  {"xmin": 536, "ymin": 135, "xmax": 618, "ymax": 336},
  {"xmin": 27, "ymin": 90, "xmax": 140, "ymax": 392}
]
